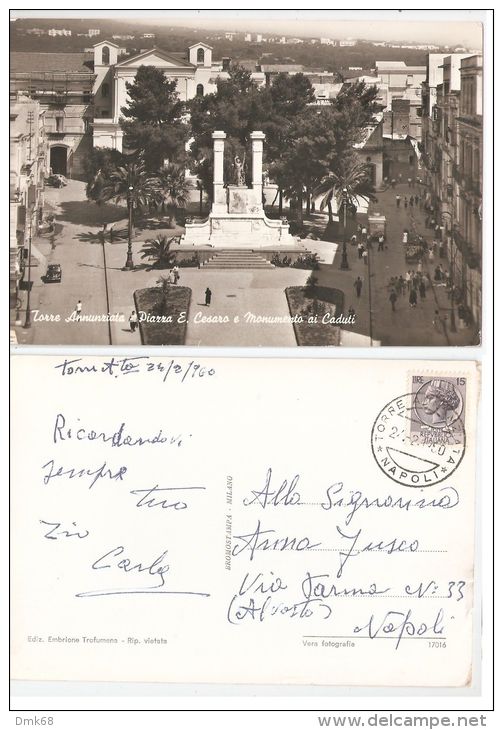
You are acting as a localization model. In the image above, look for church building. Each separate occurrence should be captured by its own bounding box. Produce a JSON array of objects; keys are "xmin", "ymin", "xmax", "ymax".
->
[{"xmin": 92, "ymin": 40, "xmax": 230, "ymax": 151}]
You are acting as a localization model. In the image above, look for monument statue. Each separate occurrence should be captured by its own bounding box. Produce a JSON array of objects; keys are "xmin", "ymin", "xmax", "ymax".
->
[{"xmin": 233, "ymin": 156, "xmax": 245, "ymax": 186}]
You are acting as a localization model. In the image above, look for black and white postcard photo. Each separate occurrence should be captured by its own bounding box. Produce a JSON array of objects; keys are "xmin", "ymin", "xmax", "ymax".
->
[{"xmin": 9, "ymin": 10, "xmax": 483, "ymax": 347}]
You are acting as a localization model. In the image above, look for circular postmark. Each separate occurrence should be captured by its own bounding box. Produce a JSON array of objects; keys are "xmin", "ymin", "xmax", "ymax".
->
[{"xmin": 371, "ymin": 392, "xmax": 466, "ymax": 488}]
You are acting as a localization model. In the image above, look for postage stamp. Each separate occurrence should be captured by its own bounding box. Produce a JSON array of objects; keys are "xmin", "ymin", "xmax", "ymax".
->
[
  {"xmin": 371, "ymin": 377, "xmax": 467, "ymax": 488},
  {"xmin": 410, "ymin": 375, "xmax": 466, "ymax": 443}
]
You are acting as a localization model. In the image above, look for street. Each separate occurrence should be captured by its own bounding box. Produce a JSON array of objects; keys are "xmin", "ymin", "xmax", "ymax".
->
[
  {"xmin": 315, "ymin": 179, "xmax": 478, "ymax": 346},
  {"xmin": 11, "ymin": 178, "xmax": 478, "ymax": 347}
]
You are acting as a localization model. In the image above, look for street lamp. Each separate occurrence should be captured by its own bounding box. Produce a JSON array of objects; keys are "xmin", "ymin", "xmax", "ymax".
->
[
  {"xmin": 23, "ymin": 210, "xmax": 34, "ymax": 329},
  {"xmin": 124, "ymin": 179, "xmax": 135, "ymax": 270},
  {"xmin": 340, "ymin": 187, "xmax": 350, "ymax": 270}
]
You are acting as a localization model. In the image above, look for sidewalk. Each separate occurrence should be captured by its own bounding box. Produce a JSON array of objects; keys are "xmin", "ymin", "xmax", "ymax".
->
[{"xmin": 316, "ymin": 181, "xmax": 478, "ymax": 347}]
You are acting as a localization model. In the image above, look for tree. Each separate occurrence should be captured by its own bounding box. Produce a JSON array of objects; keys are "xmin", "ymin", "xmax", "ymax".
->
[
  {"xmin": 155, "ymin": 163, "xmax": 191, "ymax": 218},
  {"xmin": 140, "ymin": 235, "xmax": 177, "ymax": 269},
  {"xmin": 278, "ymin": 106, "xmax": 342, "ymax": 223},
  {"xmin": 188, "ymin": 67, "xmax": 315, "ymax": 199},
  {"xmin": 156, "ymin": 275, "xmax": 172, "ymax": 316},
  {"xmin": 83, "ymin": 147, "xmax": 127, "ymax": 200},
  {"xmin": 315, "ymin": 156, "xmax": 377, "ymax": 222},
  {"xmin": 120, "ymin": 66, "xmax": 188, "ymax": 171},
  {"xmin": 329, "ymin": 81, "xmax": 380, "ymax": 153},
  {"xmin": 91, "ymin": 160, "xmax": 158, "ymax": 223},
  {"xmin": 187, "ymin": 67, "xmax": 378, "ymax": 226}
]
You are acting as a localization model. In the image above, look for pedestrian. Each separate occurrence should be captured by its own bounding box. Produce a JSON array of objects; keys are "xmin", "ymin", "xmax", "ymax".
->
[
  {"xmin": 432, "ymin": 241, "xmax": 438, "ymax": 257},
  {"xmin": 378, "ymin": 234, "xmax": 385, "ymax": 251},
  {"xmin": 408, "ymin": 177, "xmax": 412, "ymax": 188},
  {"xmin": 361, "ymin": 226, "xmax": 367, "ymax": 243},
  {"xmin": 391, "ymin": 178, "xmax": 396, "ymax": 188},
  {"xmin": 357, "ymin": 223, "xmax": 362, "ymax": 241},
  {"xmin": 417, "ymin": 260, "xmax": 422, "ymax": 273},
  {"xmin": 428, "ymin": 248, "xmax": 435, "ymax": 263},
  {"xmin": 409, "ymin": 288, "xmax": 418, "ymax": 308},
  {"xmin": 357, "ymin": 242, "xmax": 364, "ymax": 259},
  {"xmin": 354, "ymin": 276, "xmax": 363, "ymax": 298},
  {"xmin": 398, "ymin": 173, "xmax": 402, "ymax": 183},
  {"xmin": 434, "ymin": 266, "xmax": 442, "ymax": 282},
  {"xmin": 433, "ymin": 309, "xmax": 441, "ymax": 331},
  {"xmin": 129, "ymin": 310, "xmax": 138, "ymax": 332},
  {"xmin": 389, "ymin": 290, "xmax": 398, "ymax": 311},
  {"xmin": 404, "ymin": 198, "xmax": 408, "ymax": 209},
  {"xmin": 419, "ymin": 281, "xmax": 426, "ymax": 300},
  {"xmin": 362, "ymin": 249, "xmax": 368, "ymax": 265},
  {"xmin": 402, "ymin": 230, "xmax": 408, "ymax": 245},
  {"xmin": 396, "ymin": 195, "xmax": 401, "ymax": 208},
  {"xmin": 409, "ymin": 195, "xmax": 414, "ymax": 207},
  {"xmin": 168, "ymin": 269, "xmax": 176, "ymax": 284},
  {"xmin": 74, "ymin": 300, "xmax": 82, "ymax": 321},
  {"xmin": 205, "ymin": 287, "xmax": 212, "ymax": 306},
  {"xmin": 405, "ymin": 270, "xmax": 411, "ymax": 291},
  {"xmin": 414, "ymin": 195, "xmax": 419, "ymax": 206},
  {"xmin": 398, "ymin": 275, "xmax": 405, "ymax": 294},
  {"xmin": 350, "ymin": 234, "xmax": 357, "ymax": 246}
]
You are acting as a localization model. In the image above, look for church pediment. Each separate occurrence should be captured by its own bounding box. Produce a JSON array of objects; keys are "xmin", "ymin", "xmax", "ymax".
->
[{"xmin": 116, "ymin": 48, "xmax": 195, "ymax": 70}]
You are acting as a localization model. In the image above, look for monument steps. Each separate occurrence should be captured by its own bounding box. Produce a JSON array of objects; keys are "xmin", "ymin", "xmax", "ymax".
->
[{"xmin": 203, "ymin": 250, "xmax": 275, "ymax": 269}]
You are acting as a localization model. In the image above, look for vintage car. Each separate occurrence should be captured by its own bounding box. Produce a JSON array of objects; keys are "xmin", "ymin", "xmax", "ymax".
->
[
  {"xmin": 46, "ymin": 174, "xmax": 68, "ymax": 188},
  {"xmin": 44, "ymin": 264, "xmax": 62, "ymax": 283}
]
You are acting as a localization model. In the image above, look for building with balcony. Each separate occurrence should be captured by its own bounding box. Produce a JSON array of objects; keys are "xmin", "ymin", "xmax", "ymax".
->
[
  {"xmin": 454, "ymin": 55, "xmax": 483, "ymax": 328},
  {"xmin": 421, "ymin": 52, "xmax": 482, "ymax": 328},
  {"xmin": 9, "ymin": 94, "xmax": 48, "ymax": 307},
  {"xmin": 10, "ymin": 52, "xmax": 95, "ymax": 178}
]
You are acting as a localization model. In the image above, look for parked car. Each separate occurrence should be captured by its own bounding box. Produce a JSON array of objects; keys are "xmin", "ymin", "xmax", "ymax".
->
[
  {"xmin": 46, "ymin": 174, "xmax": 67, "ymax": 188},
  {"xmin": 45, "ymin": 264, "xmax": 62, "ymax": 283}
]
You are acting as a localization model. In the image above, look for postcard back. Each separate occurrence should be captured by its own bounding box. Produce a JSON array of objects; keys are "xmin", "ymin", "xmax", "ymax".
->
[{"xmin": 10, "ymin": 356, "xmax": 479, "ymax": 686}]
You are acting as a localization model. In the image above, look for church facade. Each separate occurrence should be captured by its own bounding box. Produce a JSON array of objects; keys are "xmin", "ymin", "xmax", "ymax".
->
[{"xmin": 92, "ymin": 40, "xmax": 229, "ymax": 151}]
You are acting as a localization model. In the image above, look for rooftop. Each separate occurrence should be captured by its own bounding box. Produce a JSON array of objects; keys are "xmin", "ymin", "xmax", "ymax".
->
[
  {"xmin": 260, "ymin": 64, "xmax": 304, "ymax": 73},
  {"xmin": 10, "ymin": 52, "xmax": 93, "ymax": 74}
]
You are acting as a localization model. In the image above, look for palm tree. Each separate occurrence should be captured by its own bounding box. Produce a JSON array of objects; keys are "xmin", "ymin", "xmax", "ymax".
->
[
  {"xmin": 98, "ymin": 161, "xmax": 157, "ymax": 214},
  {"xmin": 154, "ymin": 163, "xmax": 190, "ymax": 223},
  {"xmin": 96, "ymin": 160, "xmax": 157, "ymax": 270},
  {"xmin": 140, "ymin": 234, "xmax": 177, "ymax": 269},
  {"xmin": 316, "ymin": 159, "xmax": 377, "ymax": 270},
  {"xmin": 156, "ymin": 275, "xmax": 172, "ymax": 316},
  {"xmin": 316, "ymin": 159, "xmax": 377, "ymax": 223}
]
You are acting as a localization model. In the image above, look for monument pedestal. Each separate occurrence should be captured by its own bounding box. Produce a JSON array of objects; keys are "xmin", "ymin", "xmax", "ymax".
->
[{"xmin": 182, "ymin": 186, "xmax": 300, "ymax": 249}]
